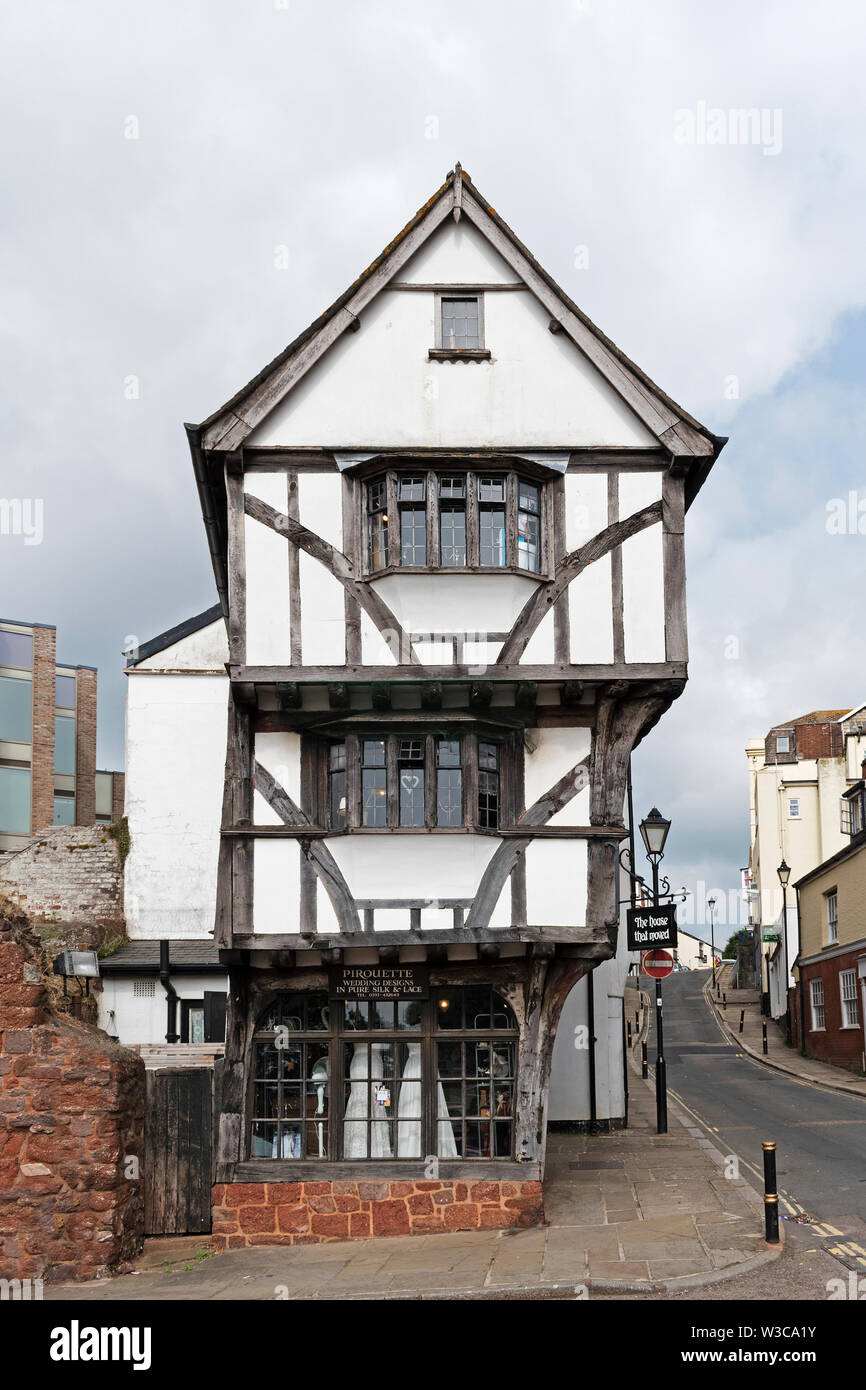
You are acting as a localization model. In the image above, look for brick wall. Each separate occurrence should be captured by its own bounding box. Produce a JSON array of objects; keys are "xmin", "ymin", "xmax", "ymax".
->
[
  {"xmin": 0, "ymin": 826, "xmax": 124, "ymax": 927},
  {"xmin": 798, "ymin": 950, "xmax": 866, "ymax": 1071},
  {"xmin": 74, "ymin": 669, "xmax": 97, "ymax": 827},
  {"xmin": 0, "ymin": 906, "xmax": 145, "ymax": 1282},
  {"xmin": 111, "ymin": 772, "xmax": 125, "ymax": 824},
  {"xmin": 30, "ymin": 626, "xmax": 55, "ymax": 835},
  {"xmin": 211, "ymin": 1177, "xmax": 544, "ymax": 1248}
]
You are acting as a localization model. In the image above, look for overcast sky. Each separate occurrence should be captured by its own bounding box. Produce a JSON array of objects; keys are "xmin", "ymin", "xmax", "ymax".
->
[{"xmin": 3, "ymin": 1, "xmax": 864, "ymax": 940}]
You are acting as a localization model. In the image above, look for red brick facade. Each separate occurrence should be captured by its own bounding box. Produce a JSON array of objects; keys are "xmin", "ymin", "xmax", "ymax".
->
[
  {"xmin": 110, "ymin": 771, "xmax": 125, "ymax": 824},
  {"xmin": 30, "ymin": 625, "xmax": 56, "ymax": 834},
  {"xmin": 74, "ymin": 668, "xmax": 97, "ymax": 826},
  {"xmin": 211, "ymin": 1177, "xmax": 544, "ymax": 1248},
  {"xmin": 0, "ymin": 908, "xmax": 145, "ymax": 1283},
  {"xmin": 792, "ymin": 948, "xmax": 866, "ymax": 1071}
]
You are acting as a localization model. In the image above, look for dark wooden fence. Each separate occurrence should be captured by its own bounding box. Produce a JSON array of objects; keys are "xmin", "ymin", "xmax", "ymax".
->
[{"xmin": 144, "ymin": 1068, "xmax": 213, "ymax": 1235}]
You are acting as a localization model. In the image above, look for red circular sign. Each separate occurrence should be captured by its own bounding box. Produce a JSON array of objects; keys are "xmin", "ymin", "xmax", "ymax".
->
[{"xmin": 642, "ymin": 949, "xmax": 674, "ymax": 979}]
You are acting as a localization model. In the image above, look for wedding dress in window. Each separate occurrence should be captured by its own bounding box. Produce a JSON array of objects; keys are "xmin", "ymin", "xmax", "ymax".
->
[
  {"xmin": 343, "ymin": 1042, "xmax": 392, "ymax": 1159},
  {"xmin": 396, "ymin": 1043, "xmax": 458, "ymax": 1158}
]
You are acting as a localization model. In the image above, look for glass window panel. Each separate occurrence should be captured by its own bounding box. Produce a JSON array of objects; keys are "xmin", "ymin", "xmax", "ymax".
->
[
  {"xmin": 442, "ymin": 1082, "xmax": 463, "ymax": 1116},
  {"xmin": 54, "ymin": 715, "xmax": 75, "ymax": 774},
  {"xmin": 398, "ymin": 476, "xmax": 425, "ymax": 502},
  {"xmin": 465, "ymin": 987, "xmax": 493, "ymax": 1029},
  {"xmin": 477, "ymin": 476, "xmax": 506, "ymax": 502},
  {"xmin": 328, "ymin": 769, "xmax": 347, "ymax": 829},
  {"xmin": 397, "ymin": 1001, "xmax": 423, "ymax": 1031},
  {"xmin": 187, "ymin": 1011, "xmax": 205, "ymax": 1045},
  {"xmin": 437, "ymin": 768, "xmax": 462, "ymax": 826},
  {"xmin": 465, "ymin": 1121, "xmax": 489, "ymax": 1158},
  {"xmin": 344, "ymin": 1001, "xmax": 369, "ymax": 1031},
  {"xmin": 368, "ymin": 513, "xmax": 388, "ymax": 570},
  {"xmin": 362, "ymin": 769, "xmax": 387, "ymax": 826},
  {"xmin": 440, "ymin": 503, "xmax": 466, "ymax": 567},
  {"xmin": 437, "ymin": 740, "xmax": 460, "ymax": 767},
  {"xmin": 53, "ymin": 795, "xmax": 75, "ymax": 827},
  {"xmin": 518, "ymin": 480, "xmax": 539, "ymax": 513},
  {"xmin": 399, "ymin": 765, "xmax": 424, "ymax": 826},
  {"xmin": 250, "ymin": 1121, "xmax": 278, "ymax": 1158},
  {"xmin": 0, "ymin": 630, "xmax": 33, "ymax": 668},
  {"xmin": 435, "ymin": 992, "xmax": 462, "ymax": 1029},
  {"xmin": 0, "ymin": 676, "xmax": 32, "ymax": 743},
  {"xmin": 493, "ymin": 1121, "xmax": 512, "ymax": 1157},
  {"xmin": 54, "ymin": 674, "xmax": 76, "ymax": 707},
  {"xmin": 479, "ymin": 507, "xmax": 506, "ymax": 566},
  {"xmin": 400, "ymin": 507, "xmax": 426, "ymax": 566},
  {"xmin": 369, "ymin": 1001, "xmax": 394, "ymax": 1030},
  {"xmin": 436, "ymin": 1041, "xmax": 462, "ymax": 1075},
  {"xmin": 517, "ymin": 510, "xmax": 540, "ymax": 573},
  {"xmin": 441, "ymin": 297, "xmax": 480, "ymax": 350},
  {"xmin": 363, "ymin": 739, "xmax": 386, "ymax": 766},
  {"xmin": 438, "ymin": 476, "xmax": 466, "ymax": 499},
  {"xmin": 0, "ymin": 766, "xmax": 31, "ymax": 834},
  {"xmin": 255, "ymin": 1082, "xmax": 280, "ymax": 1119},
  {"xmin": 398, "ymin": 738, "xmax": 424, "ymax": 760}
]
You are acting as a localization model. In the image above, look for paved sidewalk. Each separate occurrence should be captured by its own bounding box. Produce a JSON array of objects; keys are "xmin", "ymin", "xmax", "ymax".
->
[
  {"xmin": 707, "ymin": 964, "xmax": 866, "ymax": 1099},
  {"xmin": 45, "ymin": 1077, "xmax": 779, "ymax": 1301}
]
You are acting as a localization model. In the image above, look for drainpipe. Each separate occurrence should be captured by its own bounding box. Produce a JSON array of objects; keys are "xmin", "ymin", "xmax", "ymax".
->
[{"xmin": 159, "ymin": 939, "xmax": 179, "ymax": 1044}]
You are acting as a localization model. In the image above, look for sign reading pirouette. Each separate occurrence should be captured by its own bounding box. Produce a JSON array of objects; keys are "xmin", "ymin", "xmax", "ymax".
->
[
  {"xmin": 328, "ymin": 965, "xmax": 429, "ymax": 1001},
  {"xmin": 626, "ymin": 901, "xmax": 678, "ymax": 951}
]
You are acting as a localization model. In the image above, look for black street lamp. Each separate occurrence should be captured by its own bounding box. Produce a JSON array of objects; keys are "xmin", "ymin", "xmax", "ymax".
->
[
  {"xmin": 777, "ymin": 859, "xmax": 791, "ymax": 1042},
  {"xmin": 638, "ymin": 808, "xmax": 671, "ymax": 1136},
  {"xmin": 707, "ymin": 896, "xmax": 717, "ymax": 993}
]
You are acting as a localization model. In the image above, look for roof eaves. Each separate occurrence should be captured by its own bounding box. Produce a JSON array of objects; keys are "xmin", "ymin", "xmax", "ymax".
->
[{"xmin": 127, "ymin": 604, "xmax": 225, "ymax": 667}]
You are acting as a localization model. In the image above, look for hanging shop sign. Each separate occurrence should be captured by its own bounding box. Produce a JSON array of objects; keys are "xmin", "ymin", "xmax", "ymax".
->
[
  {"xmin": 328, "ymin": 965, "xmax": 429, "ymax": 1001},
  {"xmin": 627, "ymin": 902, "xmax": 678, "ymax": 951}
]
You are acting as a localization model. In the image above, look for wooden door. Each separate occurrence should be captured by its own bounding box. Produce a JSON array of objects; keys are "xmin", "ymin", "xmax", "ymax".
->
[{"xmin": 144, "ymin": 1068, "xmax": 213, "ymax": 1235}]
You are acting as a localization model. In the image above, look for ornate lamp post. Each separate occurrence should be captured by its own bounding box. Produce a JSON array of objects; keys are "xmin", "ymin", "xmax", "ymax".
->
[
  {"xmin": 777, "ymin": 859, "xmax": 791, "ymax": 1042},
  {"xmin": 707, "ymin": 895, "xmax": 717, "ymax": 993}
]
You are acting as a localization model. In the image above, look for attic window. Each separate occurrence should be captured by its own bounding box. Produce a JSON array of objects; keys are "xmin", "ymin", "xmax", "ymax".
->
[{"xmin": 430, "ymin": 293, "xmax": 490, "ymax": 360}]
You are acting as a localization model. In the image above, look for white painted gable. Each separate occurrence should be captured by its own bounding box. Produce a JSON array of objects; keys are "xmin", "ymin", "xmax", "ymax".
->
[
  {"xmin": 135, "ymin": 617, "xmax": 228, "ymax": 671},
  {"xmin": 246, "ymin": 220, "xmax": 656, "ymax": 451}
]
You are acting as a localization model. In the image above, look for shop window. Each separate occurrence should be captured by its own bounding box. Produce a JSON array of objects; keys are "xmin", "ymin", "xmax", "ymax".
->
[
  {"xmin": 810, "ymin": 978, "xmax": 825, "ymax": 1031},
  {"xmin": 249, "ymin": 987, "xmax": 518, "ymax": 1163},
  {"xmin": 840, "ymin": 969, "xmax": 860, "ymax": 1028}
]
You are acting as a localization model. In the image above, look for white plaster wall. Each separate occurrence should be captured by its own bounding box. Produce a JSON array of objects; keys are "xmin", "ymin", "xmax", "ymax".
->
[
  {"xmin": 619, "ymin": 472, "xmax": 665, "ymax": 664},
  {"xmin": 520, "ymin": 609, "xmax": 555, "ymax": 665},
  {"xmin": 361, "ymin": 609, "xmax": 398, "ymax": 665},
  {"xmin": 328, "ymin": 834, "xmax": 497, "ymax": 903},
  {"xmin": 97, "ymin": 973, "xmax": 228, "ymax": 1046},
  {"xmin": 137, "ymin": 618, "xmax": 228, "ymax": 671},
  {"xmin": 674, "ymin": 931, "xmax": 711, "ymax": 969},
  {"xmin": 569, "ymin": 556, "xmax": 614, "ymax": 663},
  {"xmin": 245, "ymin": 224, "xmax": 657, "ymax": 451},
  {"xmin": 253, "ymin": 838, "xmax": 301, "ymax": 934},
  {"xmin": 371, "ymin": 572, "xmax": 538, "ymax": 638},
  {"xmin": 399, "ymin": 219, "xmax": 517, "ymax": 284},
  {"xmin": 297, "ymin": 473, "xmax": 346, "ymax": 666},
  {"xmin": 125, "ymin": 672, "xmax": 228, "ymax": 938},
  {"xmin": 255, "ymin": 731, "xmax": 301, "ymax": 805},
  {"xmin": 565, "ymin": 472, "xmax": 607, "ymax": 551},
  {"xmin": 522, "ymin": 727, "xmax": 591, "ymax": 824},
  {"xmin": 525, "ymin": 840, "xmax": 587, "ymax": 926},
  {"xmin": 244, "ymin": 472, "xmax": 292, "ymax": 665}
]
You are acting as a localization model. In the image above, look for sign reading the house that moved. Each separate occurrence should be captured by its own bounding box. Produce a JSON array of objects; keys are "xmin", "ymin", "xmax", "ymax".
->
[
  {"xmin": 626, "ymin": 903, "xmax": 678, "ymax": 952},
  {"xmin": 329, "ymin": 965, "xmax": 429, "ymax": 1001}
]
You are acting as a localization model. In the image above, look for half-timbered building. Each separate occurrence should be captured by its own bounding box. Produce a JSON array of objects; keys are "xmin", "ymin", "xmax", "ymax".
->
[{"xmin": 124, "ymin": 166, "xmax": 724, "ymax": 1243}]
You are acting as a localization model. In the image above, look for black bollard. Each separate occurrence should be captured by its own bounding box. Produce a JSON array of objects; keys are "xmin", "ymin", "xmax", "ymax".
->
[
  {"xmin": 627, "ymin": 1020, "xmax": 633, "ymax": 1047},
  {"xmin": 723, "ymin": 992, "xmax": 727, "ymax": 1010},
  {"xmin": 739, "ymin": 1009, "xmax": 745, "ymax": 1034},
  {"xmin": 763, "ymin": 1141, "xmax": 780, "ymax": 1244},
  {"xmin": 762, "ymin": 1020, "xmax": 768, "ymax": 1055},
  {"xmin": 641, "ymin": 1041, "xmax": 648, "ymax": 1079}
]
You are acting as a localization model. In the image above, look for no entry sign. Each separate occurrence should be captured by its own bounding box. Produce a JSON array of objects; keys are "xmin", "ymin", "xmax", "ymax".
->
[{"xmin": 642, "ymin": 949, "xmax": 674, "ymax": 979}]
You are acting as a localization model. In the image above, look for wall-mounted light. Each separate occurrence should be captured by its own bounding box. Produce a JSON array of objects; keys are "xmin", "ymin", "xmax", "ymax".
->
[{"xmin": 52, "ymin": 950, "xmax": 100, "ymax": 996}]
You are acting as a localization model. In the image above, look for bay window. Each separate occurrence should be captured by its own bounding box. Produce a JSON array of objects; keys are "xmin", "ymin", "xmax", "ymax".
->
[{"xmin": 364, "ymin": 468, "xmax": 545, "ymax": 574}]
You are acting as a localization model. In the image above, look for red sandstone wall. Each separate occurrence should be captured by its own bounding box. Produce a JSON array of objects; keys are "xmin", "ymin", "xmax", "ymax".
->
[
  {"xmin": 0, "ymin": 907, "xmax": 145, "ymax": 1283},
  {"xmin": 212, "ymin": 1178, "xmax": 544, "ymax": 1248}
]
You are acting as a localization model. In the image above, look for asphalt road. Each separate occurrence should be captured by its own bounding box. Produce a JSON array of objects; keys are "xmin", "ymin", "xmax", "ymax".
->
[{"xmin": 643, "ymin": 967, "xmax": 866, "ymax": 1282}]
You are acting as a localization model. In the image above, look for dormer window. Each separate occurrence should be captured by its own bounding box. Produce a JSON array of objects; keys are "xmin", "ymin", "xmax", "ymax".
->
[
  {"xmin": 430, "ymin": 293, "xmax": 490, "ymax": 360},
  {"xmin": 363, "ymin": 467, "xmax": 544, "ymax": 575}
]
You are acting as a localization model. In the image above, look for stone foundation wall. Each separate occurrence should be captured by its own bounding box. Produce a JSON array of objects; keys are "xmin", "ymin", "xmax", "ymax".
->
[
  {"xmin": 0, "ymin": 907, "xmax": 145, "ymax": 1283},
  {"xmin": 212, "ymin": 1178, "xmax": 544, "ymax": 1248}
]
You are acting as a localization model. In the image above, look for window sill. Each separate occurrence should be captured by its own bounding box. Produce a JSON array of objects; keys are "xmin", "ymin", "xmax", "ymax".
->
[
  {"xmin": 233, "ymin": 1158, "xmax": 535, "ymax": 1181},
  {"xmin": 428, "ymin": 348, "xmax": 492, "ymax": 362},
  {"xmin": 364, "ymin": 563, "xmax": 542, "ymax": 580}
]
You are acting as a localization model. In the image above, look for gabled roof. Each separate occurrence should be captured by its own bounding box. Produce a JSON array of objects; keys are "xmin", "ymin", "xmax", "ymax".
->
[
  {"xmin": 186, "ymin": 165, "xmax": 726, "ymax": 612},
  {"xmin": 126, "ymin": 604, "xmax": 224, "ymax": 668},
  {"xmin": 770, "ymin": 710, "xmax": 852, "ymax": 732}
]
